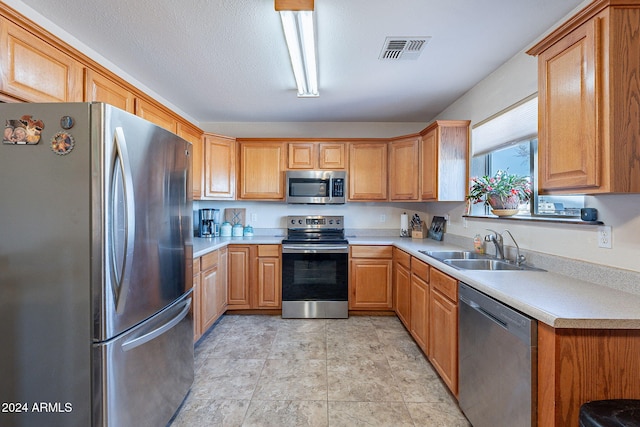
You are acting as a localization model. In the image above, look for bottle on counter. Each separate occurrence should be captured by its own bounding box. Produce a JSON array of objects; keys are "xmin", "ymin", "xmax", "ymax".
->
[
  {"xmin": 473, "ymin": 234, "xmax": 485, "ymax": 254},
  {"xmin": 232, "ymin": 223, "xmax": 244, "ymax": 237}
]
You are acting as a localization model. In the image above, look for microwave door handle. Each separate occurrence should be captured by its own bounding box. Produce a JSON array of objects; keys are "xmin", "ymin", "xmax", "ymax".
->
[{"xmin": 328, "ymin": 177, "xmax": 333, "ymax": 202}]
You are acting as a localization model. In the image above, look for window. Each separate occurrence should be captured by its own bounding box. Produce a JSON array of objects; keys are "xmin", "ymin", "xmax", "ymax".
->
[{"xmin": 470, "ymin": 95, "xmax": 584, "ymax": 217}]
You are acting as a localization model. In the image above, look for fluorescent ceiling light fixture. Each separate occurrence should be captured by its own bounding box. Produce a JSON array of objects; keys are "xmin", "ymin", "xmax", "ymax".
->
[{"xmin": 276, "ymin": 2, "xmax": 318, "ymax": 97}]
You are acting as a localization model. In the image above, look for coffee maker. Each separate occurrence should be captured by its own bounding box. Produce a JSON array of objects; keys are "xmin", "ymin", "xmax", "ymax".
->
[{"xmin": 198, "ymin": 208, "xmax": 220, "ymax": 237}]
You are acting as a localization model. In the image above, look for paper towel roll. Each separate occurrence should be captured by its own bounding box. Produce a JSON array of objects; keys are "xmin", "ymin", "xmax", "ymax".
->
[{"xmin": 400, "ymin": 213, "xmax": 408, "ymax": 235}]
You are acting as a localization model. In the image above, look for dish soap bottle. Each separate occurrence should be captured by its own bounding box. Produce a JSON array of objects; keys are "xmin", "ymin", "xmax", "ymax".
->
[{"xmin": 473, "ymin": 234, "xmax": 485, "ymax": 254}]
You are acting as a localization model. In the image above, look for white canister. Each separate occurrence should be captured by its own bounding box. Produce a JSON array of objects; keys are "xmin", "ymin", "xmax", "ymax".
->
[
  {"xmin": 220, "ymin": 222, "xmax": 232, "ymax": 237},
  {"xmin": 232, "ymin": 223, "xmax": 244, "ymax": 237}
]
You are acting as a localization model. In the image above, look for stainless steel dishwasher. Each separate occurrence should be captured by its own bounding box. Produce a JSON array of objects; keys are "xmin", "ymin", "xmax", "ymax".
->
[{"xmin": 458, "ymin": 282, "xmax": 537, "ymax": 427}]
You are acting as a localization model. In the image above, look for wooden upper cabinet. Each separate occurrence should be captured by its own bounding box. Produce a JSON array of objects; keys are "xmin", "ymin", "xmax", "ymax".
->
[
  {"xmin": 389, "ymin": 135, "xmax": 420, "ymax": 201},
  {"xmin": 348, "ymin": 141, "xmax": 388, "ymax": 201},
  {"xmin": 177, "ymin": 123, "xmax": 204, "ymax": 200},
  {"xmin": 419, "ymin": 120, "xmax": 470, "ymax": 201},
  {"xmin": 135, "ymin": 98, "xmax": 177, "ymax": 134},
  {"xmin": 84, "ymin": 69, "xmax": 134, "ymax": 112},
  {"xmin": 203, "ymin": 133, "xmax": 236, "ymax": 200},
  {"xmin": 287, "ymin": 141, "xmax": 346, "ymax": 169},
  {"xmin": 238, "ymin": 140, "xmax": 285, "ymax": 200},
  {"xmin": 0, "ymin": 16, "xmax": 82, "ymax": 102},
  {"xmin": 288, "ymin": 142, "xmax": 316, "ymax": 169},
  {"xmin": 527, "ymin": 1, "xmax": 640, "ymax": 194},
  {"xmin": 318, "ymin": 142, "xmax": 345, "ymax": 169}
]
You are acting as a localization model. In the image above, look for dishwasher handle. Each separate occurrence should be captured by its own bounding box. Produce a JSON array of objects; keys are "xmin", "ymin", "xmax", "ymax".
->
[{"xmin": 460, "ymin": 294, "xmax": 508, "ymax": 329}]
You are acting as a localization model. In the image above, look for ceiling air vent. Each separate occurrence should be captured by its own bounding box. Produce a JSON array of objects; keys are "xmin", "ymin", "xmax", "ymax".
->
[{"xmin": 379, "ymin": 36, "xmax": 431, "ymax": 60}]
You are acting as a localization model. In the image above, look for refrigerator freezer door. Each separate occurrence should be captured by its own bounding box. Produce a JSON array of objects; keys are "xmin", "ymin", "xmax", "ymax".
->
[
  {"xmin": 95, "ymin": 104, "xmax": 192, "ymax": 341},
  {"xmin": 92, "ymin": 291, "xmax": 194, "ymax": 427}
]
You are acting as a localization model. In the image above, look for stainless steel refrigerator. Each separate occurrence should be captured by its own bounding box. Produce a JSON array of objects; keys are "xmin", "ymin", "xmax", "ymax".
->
[{"xmin": 0, "ymin": 102, "xmax": 194, "ymax": 427}]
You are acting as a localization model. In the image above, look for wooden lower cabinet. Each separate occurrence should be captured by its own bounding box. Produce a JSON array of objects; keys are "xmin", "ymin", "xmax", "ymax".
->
[
  {"xmin": 256, "ymin": 245, "xmax": 281, "ymax": 309},
  {"xmin": 409, "ymin": 257, "xmax": 429, "ymax": 354},
  {"xmin": 393, "ymin": 248, "xmax": 411, "ymax": 327},
  {"xmin": 428, "ymin": 268, "xmax": 458, "ymax": 396},
  {"xmin": 349, "ymin": 245, "xmax": 393, "ymax": 310},
  {"xmin": 194, "ymin": 248, "xmax": 228, "ymax": 342},
  {"xmin": 227, "ymin": 244, "xmax": 281, "ymax": 310},
  {"xmin": 537, "ymin": 323, "xmax": 640, "ymax": 426},
  {"xmin": 227, "ymin": 245, "xmax": 252, "ymax": 309}
]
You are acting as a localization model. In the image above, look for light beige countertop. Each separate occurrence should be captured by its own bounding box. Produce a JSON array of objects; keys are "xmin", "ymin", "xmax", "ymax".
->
[{"xmin": 192, "ymin": 235, "xmax": 640, "ymax": 330}]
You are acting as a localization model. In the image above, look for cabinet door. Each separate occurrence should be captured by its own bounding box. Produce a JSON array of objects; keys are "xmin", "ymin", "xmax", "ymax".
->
[
  {"xmin": 227, "ymin": 246, "xmax": 251, "ymax": 309},
  {"xmin": 238, "ymin": 141, "xmax": 285, "ymax": 199},
  {"xmin": 177, "ymin": 123, "xmax": 204, "ymax": 200},
  {"xmin": 257, "ymin": 256, "xmax": 281, "ymax": 308},
  {"xmin": 394, "ymin": 261, "xmax": 411, "ymax": 327},
  {"xmin": 429, "ymin": 275, "xmax": 458, "ymax": 396},
  {"xmin": 348, "ymin": 142, "xmax": 388, "ymax": 200},
  {"xmin": 0, "ymin": 17, "xmax": 83, "ymax": 102},
  {"xmin": 200, "ymin": 264, "xmax": 219, "ymax": 332},
  {"xmin": 288, "ymin": 142, "xmax": 316, "ymax": 169},
  {"xmin": 389, "ymin": 136, "xmax": 420, "ymax": 201},
  {"xmin": 537, "ymin": 19, "xmax": 600, "ymax": 191},
  {"xmin": 420, "ymin": 129, "xmax": 438, "ymax": 200},
  {"xmin": 192, "ymin": 266, "xmax": 202, "ymax": 343},
  {"xmin": 135, "ymin": 98, "xmax": 177, "ymax": 133},
  {"xmin": 216, "ymin": 248, "xmax": 228, "ymax": 315},
  {"xmin": 204, "ymin": 134, "xmax": 236, "ymax": 199},
  {"xmin": 84, "ymin": 68, "xmax": 134, "ymax": 112},
  {"xmin": 318, "ymin": 142, "xmax": 345, "ymax": 169},
  {"xmin": 410, "ymin": 273, "xmax": 429, "ymax": 354},
  {"xmin": 349, "ymin": 259, "xmax": 392, "ymax": 309}
]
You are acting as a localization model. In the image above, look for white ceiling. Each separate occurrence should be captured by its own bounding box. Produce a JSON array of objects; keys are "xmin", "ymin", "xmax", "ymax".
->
[{"xmin": 16, "ymin": 0, "xmax": 584, "ymax": 124}]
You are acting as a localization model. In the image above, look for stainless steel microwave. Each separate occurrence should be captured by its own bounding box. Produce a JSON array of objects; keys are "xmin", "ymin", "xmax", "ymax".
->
[{"xmin": 286, "ymin": 170, "xmax": 346, "ymax": 204}]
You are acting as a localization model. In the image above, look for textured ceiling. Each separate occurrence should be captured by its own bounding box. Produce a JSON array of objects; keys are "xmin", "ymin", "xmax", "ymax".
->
[{"xmin": 15, "ymin": 0, "xmax": 585, "ymax": 124}]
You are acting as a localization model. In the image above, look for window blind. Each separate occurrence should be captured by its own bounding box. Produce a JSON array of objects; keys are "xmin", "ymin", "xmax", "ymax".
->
[{"xmin": 471, "ymin": 94, "xmax": 538, "ymax": 156}]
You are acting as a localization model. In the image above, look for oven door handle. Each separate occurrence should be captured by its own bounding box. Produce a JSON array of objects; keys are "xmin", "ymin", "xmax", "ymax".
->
[{"xmin": 282, "ymin": 244, "xmax": 349, "ymax": 254}]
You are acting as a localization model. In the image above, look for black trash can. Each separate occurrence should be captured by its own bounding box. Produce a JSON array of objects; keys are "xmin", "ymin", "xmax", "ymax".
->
[{"xmin": 579, "ymin": 400, "xmax": 640, "ymax": 427}]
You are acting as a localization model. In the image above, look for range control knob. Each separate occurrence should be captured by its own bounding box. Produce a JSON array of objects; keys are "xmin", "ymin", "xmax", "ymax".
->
[
  {"xmin": 298, "ymin": 219, "xmax": 303, "ymax": 224},
  {"xmin": 329, "ymin": 219, "xmax": 334, "ymax": 225},
  {"xmin": 336, "ymin": 219, "xmax": 341, "ymax": 225}
]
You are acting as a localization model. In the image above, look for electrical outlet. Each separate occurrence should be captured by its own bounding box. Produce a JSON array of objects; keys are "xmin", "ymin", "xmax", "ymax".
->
[
  {"xmin": 250, "ymin": 213, "xmax": 258, "ymax": 223},
  {"xmin": 598, "ymin": 225, "xmax": 612, "ymax": 248},
  {"xmin": 379, "ymin": 214, "xmax": 386, "ymax": 223},
  {"xmin": 444, "ymin": 214, "xmax": 450, "ymax": 225}
]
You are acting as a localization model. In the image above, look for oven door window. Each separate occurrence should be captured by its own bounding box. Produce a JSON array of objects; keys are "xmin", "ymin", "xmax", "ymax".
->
[
  {"xmin": 289, "ymin": 179, "xmax": 329, "ymax": 198},
  {"xmin": 282, "ymin": 252, "xmax": 347, "ymax": 301}
]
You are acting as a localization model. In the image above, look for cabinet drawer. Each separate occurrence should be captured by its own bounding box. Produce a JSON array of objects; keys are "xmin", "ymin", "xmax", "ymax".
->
[
  {"xmin": 351, "ymin": 245, "xmax": 393, "ymax": 259},
  {"xmin": 430, "ymin": 268, "xmax": 457, "ymax": 302},
  {"xmin": 393, "ymin": 247, "xmax": 411, "ymax": 268},
  {"xmin": 201, "ymin": 250, "xmax": 219, "ymax": 271},
  {"xmin": 193, "ymin": 258, "xmax": 201, "ymax": 275},
  {"xmin": 257, "ymin": 244, "xmax": 280, "ymax": 257},
  {"xmin": 411, "ymin": 257, "xmax": 429, "ymax": 282}
]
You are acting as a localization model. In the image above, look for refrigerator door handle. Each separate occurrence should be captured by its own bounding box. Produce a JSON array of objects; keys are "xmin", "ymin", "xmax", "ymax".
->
[
  {"xmin": 109, "ymin": 127, "xmax": 136, "ymax": 314},
  {"xmin": 121, "ymin": 297, "xmax": 191, "ymax": 352}
]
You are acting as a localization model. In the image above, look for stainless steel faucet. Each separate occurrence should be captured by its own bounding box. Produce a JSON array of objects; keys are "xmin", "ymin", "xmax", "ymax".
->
[
  {"xmin": 484, "ymin": 229, "xmax": 526, "ymax": 265},
  {"xmin": 484, "ymin": 229, "xmax": 504, "ymax": 259},
  {"xmin": 502, "ymin": 229, "xmax": 526, "ymax": 266}
]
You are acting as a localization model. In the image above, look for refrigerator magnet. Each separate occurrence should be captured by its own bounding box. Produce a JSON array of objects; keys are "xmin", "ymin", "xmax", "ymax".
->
[
  {"xmin": 51, "ymin": 131, "xmax": 75, "ymax": 155},
  {"xmin": 3, "ymin": 116, "xmax": 45, "ymax": 145}
]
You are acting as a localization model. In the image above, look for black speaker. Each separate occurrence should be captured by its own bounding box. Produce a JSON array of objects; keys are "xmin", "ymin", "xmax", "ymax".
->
[{"xmin": 581, "ymin": 208, "xmax": 598, "ymax": 221}]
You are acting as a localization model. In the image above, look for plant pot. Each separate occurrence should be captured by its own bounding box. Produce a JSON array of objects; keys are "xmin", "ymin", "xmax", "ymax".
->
[{"xmin": 488, "ymin": 194, "xmax": 520, "ymax": 216}]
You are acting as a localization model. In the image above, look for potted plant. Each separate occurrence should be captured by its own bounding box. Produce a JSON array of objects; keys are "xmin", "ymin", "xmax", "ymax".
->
[{"xmin": 467, "ymin": 170, "xmax": 532, "ymax": 216}]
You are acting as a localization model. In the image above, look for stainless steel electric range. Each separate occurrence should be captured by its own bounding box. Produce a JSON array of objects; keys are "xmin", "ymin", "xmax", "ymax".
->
[{"xmin": 281, "ymin": 215, "xmax": 349, "ymax": 318}]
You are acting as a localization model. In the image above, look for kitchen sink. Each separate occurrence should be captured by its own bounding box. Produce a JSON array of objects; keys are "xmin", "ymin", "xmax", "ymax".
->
[
  {"xmin": 419, "ymin": 250, "xmax": 490, "ymax": 260},
  {"xmin": 419, "ymin": 250, "xmax": 544, "ymax": 271},
  {"xmin": 445, "ymin": 259, "xmax": 522, "ymax": 271}
]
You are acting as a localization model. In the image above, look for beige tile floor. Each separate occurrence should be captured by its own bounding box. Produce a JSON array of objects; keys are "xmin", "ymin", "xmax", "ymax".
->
[{"xmin": 169, "ymin": 314, "xmax": 471, "ymax": 427}]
